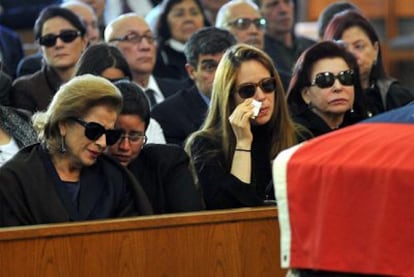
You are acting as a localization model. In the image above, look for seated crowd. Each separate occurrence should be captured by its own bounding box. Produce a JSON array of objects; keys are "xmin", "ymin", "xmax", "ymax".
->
[{"xmin": 1, "ymin": 0, "xmax": 414, "ymax": 229}]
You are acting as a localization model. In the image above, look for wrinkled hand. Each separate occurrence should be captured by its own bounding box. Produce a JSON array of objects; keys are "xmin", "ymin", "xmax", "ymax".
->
[{"xmin": 228, "ymin": 99, "xmax": 254, "ymax": 146}]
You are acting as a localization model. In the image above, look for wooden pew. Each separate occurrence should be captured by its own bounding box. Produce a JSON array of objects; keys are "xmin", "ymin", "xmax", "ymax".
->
[{"xmin": 0, "ymin": 207, "xmax": 285, "ymax": 276}]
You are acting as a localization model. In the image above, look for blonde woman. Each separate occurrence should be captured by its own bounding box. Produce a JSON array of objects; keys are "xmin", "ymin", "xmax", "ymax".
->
[
  {"xmin": 0, "ymin": 75, "xmax": 152, "ymax": 227},
  {"xmin": 185, "ymin": 44, "xmax": 298, "ymax": 209}
]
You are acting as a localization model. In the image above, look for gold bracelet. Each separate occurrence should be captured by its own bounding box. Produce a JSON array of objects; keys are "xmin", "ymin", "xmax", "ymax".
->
[{"xmin": 235, "ymin": 148, "xmax": 251, "ymax": 152}]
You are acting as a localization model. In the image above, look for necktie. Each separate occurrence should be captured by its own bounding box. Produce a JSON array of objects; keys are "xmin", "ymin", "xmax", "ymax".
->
[
  {"xmin": 144, "ymin": 88, "xmax": 157, "ymax": 107},
  {"xmin": 120, "ymin": 0, "xmax": 132, "ymax": 13}
]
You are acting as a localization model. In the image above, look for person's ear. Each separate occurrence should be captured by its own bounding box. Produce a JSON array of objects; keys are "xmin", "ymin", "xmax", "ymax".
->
[
  {"xmin": 185, "ymin": 63, "xmax": 196, "ymax": 80},
  {"xmin": 301, "ymin": 87, "xmax": 311, "ymax": 105}
]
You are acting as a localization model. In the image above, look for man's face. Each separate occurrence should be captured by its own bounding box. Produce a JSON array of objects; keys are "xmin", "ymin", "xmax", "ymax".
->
[
  {"xmin": 225, "ymin": 3, "xmax": 265, "ymax": 49},
  {"xmin": 186, "ymin": 53, "xmax": 224, "ymax": 98},
  {"xmin": 260, "ymin": 0, "xmax": 294, "ymax": 36},
  {"xmin": 107, "ymin": 16, "xmax": 156, "ymax": 75}
]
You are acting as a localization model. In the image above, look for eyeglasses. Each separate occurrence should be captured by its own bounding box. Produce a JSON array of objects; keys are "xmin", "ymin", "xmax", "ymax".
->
[
  {"xmin": 109, "ymin": 32, "xmax": 156, "ymax": 44},
  {"xmin": 236, "ymin": 77, "xmax": 276, "ymax": 99},
  {"xmin": 119, "ymin": 131, "xmax": 147, "ymax": 144},
  {"xmin": 70, "ymin": 118, "xmax": 122, "ymax": 146},
  {"xmin": 226, "ymin": 18, "xmax": 267, "ymax": 30},
  {"xmin": 39, "ymin": 30, "xmax": 82, "ymax": 47},
  {"xmin": 310, "ymin": 69, "xmax": 354, "ymax": 89}
]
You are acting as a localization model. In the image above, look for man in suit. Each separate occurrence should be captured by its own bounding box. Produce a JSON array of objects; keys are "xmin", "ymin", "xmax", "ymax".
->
[
  {"xmin": 105, "ymin": 13, "xmax": 183, "ymax": 107},
  {"xmin": 151, "ymin": 27, "xmax": 236, "ymax": 146}
]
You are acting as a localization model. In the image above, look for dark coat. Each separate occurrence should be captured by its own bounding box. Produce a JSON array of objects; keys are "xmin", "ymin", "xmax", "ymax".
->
[
  {"xmin": 11, "ymin": 65, "xmax": 62, "ymax": 113},
  {"xmin": 0, "ymin": 25, "xmax": 24, "ymax": 79},
  {"xmin": 155, "ymin": 76, "xmax": 186, "ymax": 100},
  {"xmin": 127, "ymin": 143, "xmax": 205, "ymax": 214},
  {"xmin": 264, "ymin": 34, "xmax": 315, "ymax": 74},
  {"xmin": 151, "ymin": 85, "xmax": 208, "ymax": 145},
  {"xmin": 0, "ymin": 144, "xmax": 153, "ymax": 227},
  {"xmin": 153, "ymin": 44, "xmax": 188, "ymax": 81}
]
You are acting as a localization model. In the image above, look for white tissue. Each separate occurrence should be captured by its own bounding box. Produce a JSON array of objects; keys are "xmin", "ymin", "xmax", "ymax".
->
[{"xmin": 252, "ymin": 99, "xmax": 262, "ymax": 118}]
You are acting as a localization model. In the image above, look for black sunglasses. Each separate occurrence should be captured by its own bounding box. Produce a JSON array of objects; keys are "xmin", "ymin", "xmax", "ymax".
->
[
  {"xmin": 70, "ymin": 118, "xmax": 122, "ymax": 146},
  {"xmin": 39, "ymin": 30, "xmax": 81, "ymax": 47},
  {"xmin": 236, "ymin": 77, "xmax": 276, "ymax": 99},
  {"xmin": 310, "ymin": 69, "xmax": 354, "ymax": 89},
  {"xmin": 226, "ymin": 17, "xmax": 266, "ymax": 30}
]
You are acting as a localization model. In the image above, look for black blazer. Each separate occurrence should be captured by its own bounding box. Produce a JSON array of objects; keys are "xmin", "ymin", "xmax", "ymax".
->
[
  {"xmin": 127, "ymin": 143, "xmax": 205, "ymax": 214},
  {"xmin": 0, "ymin": 25, "xmax": 24, "ymax": 79},
  {"xmin": 0, "ymin": 144, "xmax": 153, "ymax": 227},
  {"xmin": 155, "ymin": 76, "xmax": 187, "ymax": 100},
  {"xmin": 151, "ymin": 85, "xmax": 208, "ymax": 145}
]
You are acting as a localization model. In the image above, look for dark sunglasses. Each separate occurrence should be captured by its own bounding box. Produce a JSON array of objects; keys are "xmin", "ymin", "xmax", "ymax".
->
[
  {"xmin": 70, "ymin": 118, "xmax": 122, "ymax": 146},
  {"xmin": 310, "ymin": 69, "xmax": 354, "ymax": 89},
  {"xmin": 236, "ymin": 77, "xmax": 276, "ymax": 99},
  {"xmin": 39, "ymin": 30, "xmax": 82, "ymax": 47},
  {"xmin": 226, "ymin": 17, "xmax": 266, "ymax": 30}
]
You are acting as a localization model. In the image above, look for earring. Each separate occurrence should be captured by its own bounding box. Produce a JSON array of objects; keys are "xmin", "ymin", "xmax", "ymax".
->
[{"xmin": 60, "ymin": 135, "xmax": 67, "ymax": 153}]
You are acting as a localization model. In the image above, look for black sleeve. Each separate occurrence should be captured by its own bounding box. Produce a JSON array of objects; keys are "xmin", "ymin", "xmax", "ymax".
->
[{"xmin": 190, "ymin": 137, "xmax": 263, "ymax": 210}]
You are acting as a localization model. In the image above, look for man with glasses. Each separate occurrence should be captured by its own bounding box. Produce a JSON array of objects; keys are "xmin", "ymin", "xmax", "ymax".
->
[
  {"xmin": 151, "ymin": 27, "xmax": 236, "ymax": 146},
  {"xmin": 215, "ymin": 0, "xmax": 291, "ymax": 91},
  {"xmin": 215, "ymin": 0, "xmax": 265, "ymax": 50},
  {"xmin": 257, "ymin": 0, "xmax": 315, "ymax": 74},
  {"xmin": 104, "ymin": 13, "xmax": 184, "ymax": 107}
]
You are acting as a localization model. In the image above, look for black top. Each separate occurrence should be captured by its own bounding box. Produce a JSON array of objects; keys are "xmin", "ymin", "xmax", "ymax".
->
[
  {"xmin": 264, "ymin": 33, "xmax": 315, "ymax": 74},
  {"xmin": 127, "ymin": 143, "xmax": 205, "ymax": 214},
  {"xmin": 0, "ymin": 144, "xmax": 153, "ymax": 227},
  {"xmin": 189, "ymin": 125, "xmax": 274, "ymax": 210}
]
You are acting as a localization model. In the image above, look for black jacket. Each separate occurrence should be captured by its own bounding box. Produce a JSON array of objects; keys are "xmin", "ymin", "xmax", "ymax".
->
[
  {"xmin": 0, "ymin": 144, "xmax": 153, "ymax": 227},
  {"xmin": 151, "ymin": 85, "xmax": 208, "ymax": 145},
  {"xmin": 127, "ymin": 143, "xmax": 205, "ymax": 214}
]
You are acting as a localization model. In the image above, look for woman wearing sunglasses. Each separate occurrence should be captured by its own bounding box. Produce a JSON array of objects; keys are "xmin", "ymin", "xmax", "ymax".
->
[
  {"xmin": 11, "ymin": 6, "xmax": 88, "ymax": 114},
  {"xmin": 324, "ymin": 10, "xmax": 414, "ymax": 117},
  {"xmin": 0, "ymin": 75, "xmax": 153, "ymax": 227},
  {"xmin": 185, "ymin": 44, "xmax": 298, "ymax": 210},
  {"xmin": 107, "ymin": 80, "xmax": 204, "ymax": 214},
  {"xmin": 287, "ymin": 41, "xmax": 367, "ymax": 139}
]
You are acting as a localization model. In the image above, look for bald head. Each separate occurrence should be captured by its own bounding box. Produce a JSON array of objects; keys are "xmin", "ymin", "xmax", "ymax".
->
[
  {"xmin": 104, "ymin": 13, "xmax": 151, "ymax": 42},
  {"xmin": 215, "ymin": 0, "xmax": 265, "ymax": 49},
  {"xmin": 104, "ymin": 14, "xmax": 157, "ymax": 82},
  {"xmin": 61, "ymin": 0, "xmax": 100, "ymax": 45}
]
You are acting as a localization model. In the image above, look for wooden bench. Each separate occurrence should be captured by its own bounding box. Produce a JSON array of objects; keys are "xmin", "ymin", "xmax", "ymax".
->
[{"xmin": 0, "ymin": 207, "xmax": 285, "ymax": 276}]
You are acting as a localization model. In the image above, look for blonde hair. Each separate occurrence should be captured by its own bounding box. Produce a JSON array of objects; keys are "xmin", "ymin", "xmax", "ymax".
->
[
  {"xmin": 185, "ymin": 44, "xmax": 297, "ymax": 170},
  {"xmin": 33, "ymin": 74, "xmax": 122, "ymax": 153}
]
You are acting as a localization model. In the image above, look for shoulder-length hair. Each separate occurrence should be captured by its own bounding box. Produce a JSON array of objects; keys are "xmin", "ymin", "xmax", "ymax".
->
[
  {"xmin": 33, "ymin": 74, "xmax": 122, "ymax": 154},
  {"xmin": 186, "ymin": 44, "xmax": 297, "ymax": 170},
  {"xmin": 287, "ymin": 40, "xmax": 365, "ymax": 117},
  {"xmin": 323, "ymin": 10, "xmax": 387, "ymax": 81}
]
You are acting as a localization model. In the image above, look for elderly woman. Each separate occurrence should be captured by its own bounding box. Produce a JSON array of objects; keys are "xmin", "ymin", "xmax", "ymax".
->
[
  {"xmin": 11, "ymin": 6, "xmax": 88, "ymax": 113},
  {"xmin": 287, "ymin": 41, "xmax": 367, "ymax": 139},
  {"xmin": 324, "ymin": 10, "xmax": 414, "ymax": 117},
  {"xmin": 185, "ymin": 44, "xmax": 298, "ymax": 209},
  {"xmin": 153, "ymin": 0, "xmax": 210, "ymax": 80},
  {"xmin": 107, "ymin": 80, "xmax": 204, "ymax": 214},
  {"xmin": 0, "ymin": 75, "xmax": 152, "ymax": 227}
]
